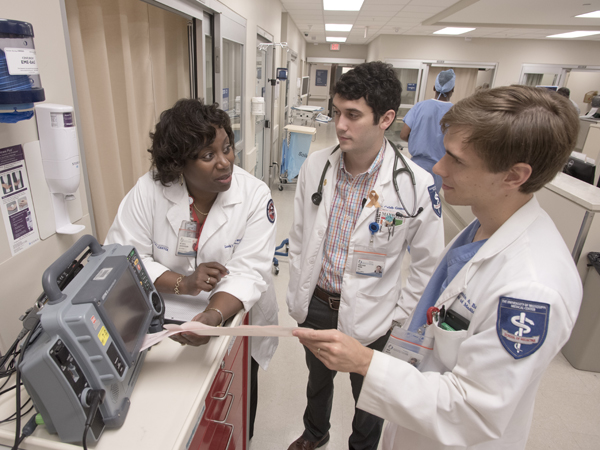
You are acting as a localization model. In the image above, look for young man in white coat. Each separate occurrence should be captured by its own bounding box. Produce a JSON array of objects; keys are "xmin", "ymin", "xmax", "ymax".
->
[
  {"xmin": 286, "ymin": 61, "xmax": 445, "ymax": 450},
  {"xmin": 294, "ymin": 85, "xmax": 583, "ymax": 450}
]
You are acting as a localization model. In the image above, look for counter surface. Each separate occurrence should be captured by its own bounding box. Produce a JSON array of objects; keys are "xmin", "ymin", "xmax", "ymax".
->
[
  {"xmin": 0, "ymin": 312, "xmax": 244, "ymax": 450},
  {"xmin": 546, "ymin": 172, "xmax": 600, "ymax": 212}
]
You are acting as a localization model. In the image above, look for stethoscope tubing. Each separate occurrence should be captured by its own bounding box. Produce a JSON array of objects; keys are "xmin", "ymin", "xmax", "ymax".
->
[{"xmin": 312, "ymin": 140, "xmax": 421, "ymax": 219}]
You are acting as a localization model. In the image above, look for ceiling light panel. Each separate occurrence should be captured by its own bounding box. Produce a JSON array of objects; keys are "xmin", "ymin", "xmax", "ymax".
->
[
  {"xmin": 325, "ymin": 24, "xmax": 353, "ymax": 31},
  {"xmin": 575, "ymin": 10, "xmax": 600, "ymax": 18},
  {"xmin": 324, "ymin": 0, "xmax": 364, "ymax": 11},
  {"xmin": 547, "ymin": 31, "xmax": 600, "ymax": 38},
  {"xmin": 434, "ymin": 27, "xmax": 476, "ymax": 35},
  {"xmin": 326, "ymin": 37, "xmax": 347, "ymax": 42}
]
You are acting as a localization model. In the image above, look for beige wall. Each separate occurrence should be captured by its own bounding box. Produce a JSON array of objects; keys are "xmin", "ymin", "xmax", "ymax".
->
[
  {"xmin": 281, "ymin": 12, "xmax": 307, "ymax": 61},
  {"xmin": 0, "ymin": 0, "xmax": 92, "ymax": 353},
  {"xmin": 367, "ymin": 34, "xmax": 600, "ymax": 88},
  {"xmin": 306, "ymin": 44, "xmax": 368, "ymax": 60}
]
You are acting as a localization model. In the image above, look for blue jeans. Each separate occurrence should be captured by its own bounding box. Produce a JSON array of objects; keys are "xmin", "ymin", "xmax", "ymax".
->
[{"xmin": 299, "ymin": 294, "xmax": 391, "ymax": 450}]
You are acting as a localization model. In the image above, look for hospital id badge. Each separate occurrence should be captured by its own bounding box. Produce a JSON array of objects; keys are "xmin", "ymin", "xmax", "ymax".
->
[
  {"xmin": 176, "ymin": 220, "xmax": 199, "ymax": 257},
  {"xmin": 383, "ymin": 326, "xmax": 433, "ymax": 370},
  {"xmin": 352, "ymin": 245, "xmax": 386, "ymax": 278}
]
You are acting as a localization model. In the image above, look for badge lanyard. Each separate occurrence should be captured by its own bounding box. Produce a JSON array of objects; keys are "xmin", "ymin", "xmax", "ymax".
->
[{"xmin": 175, "ymin": 199, "xmax": 205, "ymax": 260}]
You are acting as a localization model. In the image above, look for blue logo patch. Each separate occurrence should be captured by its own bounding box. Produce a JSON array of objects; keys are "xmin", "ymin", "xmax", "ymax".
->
[
  {"xmin": 428, "ymin": 185, "xmax": 442, "ymax": 218},
  {"xmin": 267, "ymin": 199, "xmax": 276, "ymax": 223},
  {"xmin": 497, "ymin": 297, "xmax": 550, "ymax": 359}
]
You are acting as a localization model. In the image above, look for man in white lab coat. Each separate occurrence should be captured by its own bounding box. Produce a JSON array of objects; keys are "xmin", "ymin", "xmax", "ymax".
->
[
  {"xmin": 294, "ymin": 85, "xmax": 583, "ymax": 450},
  {"xmin": 286, "ymin": 61, "xmax": 445, "ymax": 450}
]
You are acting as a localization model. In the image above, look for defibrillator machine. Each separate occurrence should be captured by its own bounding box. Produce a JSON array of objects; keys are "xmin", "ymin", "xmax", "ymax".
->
[{"xmin": 19, "ymin": 235, "xmax": 164, "ymax": 445}]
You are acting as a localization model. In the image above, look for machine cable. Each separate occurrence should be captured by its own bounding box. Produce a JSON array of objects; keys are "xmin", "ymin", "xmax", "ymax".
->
[{"xmin": 82, "ymin": 389, "xmax": 106, "ymax": 450}]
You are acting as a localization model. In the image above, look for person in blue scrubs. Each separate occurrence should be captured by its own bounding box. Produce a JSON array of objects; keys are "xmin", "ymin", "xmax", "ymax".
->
[{"xmin": 400, "ymin": 69, "xmax": 455, "ymax": 192}]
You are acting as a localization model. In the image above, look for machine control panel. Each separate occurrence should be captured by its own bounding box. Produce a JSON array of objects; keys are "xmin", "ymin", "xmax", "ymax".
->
[
  {"xmin": 50, "ymin": 339, "xmax": 105, "ymax": 439},
  {"xmin": 127, "ymin": 248, "xmax": 153, "ymax": 294}
]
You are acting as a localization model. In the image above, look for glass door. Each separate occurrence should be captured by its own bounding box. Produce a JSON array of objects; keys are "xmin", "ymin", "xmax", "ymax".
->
[
  {"xmin": 254, "ymin": 36, "xmax": 269, "ymax": 179},
  {"xmin": 519, "ymin": 64, "xmax": 567, "ymax": 87},
  {"xmin": 215, "ymin": 10, "xmax": 246, "ymax": 167},
  {"xmin": 194, "ymin": 11, "xmax": 214, "ymax": 104}
]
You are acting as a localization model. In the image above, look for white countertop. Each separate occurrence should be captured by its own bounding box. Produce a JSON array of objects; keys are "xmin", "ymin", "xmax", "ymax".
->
[
  {"xmin": 544, "ymin": 172, "xmax": 600, "ymax": 212},
  {"xmin": 284, "ymin": 125, "xmax": 316, "ymax": 135},
  {"xmin": 0, "ymin": 312, "xmax": 244, "ymax": 450}
]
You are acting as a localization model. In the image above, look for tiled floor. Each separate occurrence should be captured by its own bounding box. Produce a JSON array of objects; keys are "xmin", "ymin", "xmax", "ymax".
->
[{"xmin": 250, "ymin": 122, "xmax": 600, "ymax": 450}]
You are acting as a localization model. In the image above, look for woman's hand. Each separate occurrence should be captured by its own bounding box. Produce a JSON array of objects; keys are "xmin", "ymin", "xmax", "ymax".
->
[
  {"xmin": 169, "ymin": 309, "xmax": 223, "ymax": 346},
  {"xmin": 293, "ymin": 328, "xmax": 374, "ymax": 377},
  {"xmin": 180, "ymin": 262, "xmax": 229, "ymax": 296}
]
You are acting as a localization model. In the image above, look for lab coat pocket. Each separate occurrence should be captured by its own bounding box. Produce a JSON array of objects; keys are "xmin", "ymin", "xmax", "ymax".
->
[
  {"xmin": 254, "ymin": 290, "xmax": 279, "ymax": 326},
  {"xmin": 371, "ymin": 220, "xmax": 407, "ymax": 254},
  {"xmin": 353, "ymin": 285, "xmax": 399, "ymax": 341},
  {"xmin": 288, "ymin": 257, "xmax": 302, "ymax": 295},
  {"xmin": 431, "ymin": 323, "xmax": 468, "ymax": 370}
]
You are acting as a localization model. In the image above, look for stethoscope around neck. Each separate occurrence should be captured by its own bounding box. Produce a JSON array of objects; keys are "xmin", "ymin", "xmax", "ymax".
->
[{"xmin": 311, "ymin": 140, "xmax": 423, "ymax": 219}]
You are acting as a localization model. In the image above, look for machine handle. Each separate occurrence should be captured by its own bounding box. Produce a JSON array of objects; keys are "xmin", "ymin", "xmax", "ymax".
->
[
  {"xmin": 43, "ymin": 234, "xmax": 104, "ymax": 305},
  {"xmin": 208, "ymin": 393, "xmax": 234, "ymax": 424},
  {"xmin": 211, "ymin": 369, "xmax": 234, "ymax": 400}
]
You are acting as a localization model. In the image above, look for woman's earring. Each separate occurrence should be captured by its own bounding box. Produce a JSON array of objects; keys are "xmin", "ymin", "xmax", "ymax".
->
[{"xmin": 179, "ymin": 174, "xmax": 184, "ymax": 186}]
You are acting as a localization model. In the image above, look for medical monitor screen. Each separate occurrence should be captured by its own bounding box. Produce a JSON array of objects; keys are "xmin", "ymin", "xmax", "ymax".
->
[
  {"xmin": 103, "ymin": 268, "xmax": 151, "ymax": 357},
  {"xmin": 301, "ymin": 76, "xmax": 310, "ymax": 97}
]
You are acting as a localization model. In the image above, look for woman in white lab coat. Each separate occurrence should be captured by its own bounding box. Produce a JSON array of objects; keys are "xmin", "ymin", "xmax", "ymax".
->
[{"xmin": 105, "ymin": 99, "xmax": 278, "ymax": 438}]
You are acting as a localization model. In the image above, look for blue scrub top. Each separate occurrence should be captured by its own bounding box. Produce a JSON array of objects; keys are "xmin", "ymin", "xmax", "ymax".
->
[
  {"xmin": 408, "ymin": 219, "xmax": 487, "ymax": 332},
  {"xmin": 403, "ymin": 99, "xmax": 453, "ymax": 191}
]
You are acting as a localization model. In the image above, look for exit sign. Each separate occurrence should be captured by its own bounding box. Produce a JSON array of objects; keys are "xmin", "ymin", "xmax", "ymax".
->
[{"xmin": 330, "ymin": 43, "xmax": 340, "ymax": 51}]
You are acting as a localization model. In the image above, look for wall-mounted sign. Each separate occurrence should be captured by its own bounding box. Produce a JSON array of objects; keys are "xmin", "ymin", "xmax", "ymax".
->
[
  {"xmin": 330, "ymin": 43, "xmax": 340, "ymax": 51},
  {"xmin": 315, "ymin": 69, "xmax": 328, "ymax": 86},
  {"xmin": 407, "ymin": 83, "xmax": 417, "ymax": 91}
]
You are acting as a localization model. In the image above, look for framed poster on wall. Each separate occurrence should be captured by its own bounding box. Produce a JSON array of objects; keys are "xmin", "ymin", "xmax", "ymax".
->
[{"xmin": 315, "ymin": 69, "xmax": 328, "ymax": 86}]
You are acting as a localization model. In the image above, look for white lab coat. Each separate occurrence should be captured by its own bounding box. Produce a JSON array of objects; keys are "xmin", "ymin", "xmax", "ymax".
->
[
  {"xmin": 105, "ymin": 167, "xmax": 279, "ymax": 369},
  {"xmin": 357, "ymin": 196, "xmax": 583, "ymax": 449},
  {"xmin": 286, "ymin": 141, "xmax": 445, "ymax": 345}
]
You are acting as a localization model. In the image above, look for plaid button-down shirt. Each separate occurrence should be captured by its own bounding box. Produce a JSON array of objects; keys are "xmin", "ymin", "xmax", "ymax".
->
[{"xmin": 317, "ymin": 142, "xmax": 385, "ymax": 294}]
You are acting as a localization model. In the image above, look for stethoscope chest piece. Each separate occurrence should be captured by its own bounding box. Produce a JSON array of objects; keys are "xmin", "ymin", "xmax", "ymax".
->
[{"xmin": 311, "ymin": 192, "xmax": 323, "ymax": 206}]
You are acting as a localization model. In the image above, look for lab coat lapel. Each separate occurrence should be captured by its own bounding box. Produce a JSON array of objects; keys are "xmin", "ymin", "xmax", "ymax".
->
[
  {"xmin": 354, "ymin": 141, "xmax": 393, "ymax": 230},
  {"xmin": 164, "ymin": 180, "xmax": 190, "ymax": 238},
  {"xmin": 198, "ymin": 173, "xmax": 242, "ymax": 250},
  {"xmin": 433, "ymin": 196, "xmax": 541, "ymax": 310},
  {"xmin": 321, "ymin": 150, "xmax": 340, "ymax": 219}
]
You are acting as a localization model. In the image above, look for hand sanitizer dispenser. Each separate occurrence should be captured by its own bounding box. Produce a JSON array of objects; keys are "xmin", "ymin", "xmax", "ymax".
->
[{"xmin": 34, "ymin": 103, "xmax": 85, "ymax": 234}]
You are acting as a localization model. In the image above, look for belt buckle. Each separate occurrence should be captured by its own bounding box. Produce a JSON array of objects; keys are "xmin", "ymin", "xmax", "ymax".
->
[{"xmin": 328, "ymin": 296, "xmax": 339, "ymax": 311}]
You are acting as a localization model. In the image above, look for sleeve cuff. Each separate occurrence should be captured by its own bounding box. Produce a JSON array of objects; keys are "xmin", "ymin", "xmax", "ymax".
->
[{"xmin": 357, "ymin": 350, "xmax": 393, "ymax": 415}]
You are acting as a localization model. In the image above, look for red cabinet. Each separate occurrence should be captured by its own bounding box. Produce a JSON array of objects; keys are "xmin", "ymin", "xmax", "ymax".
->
[{"xmin": 188, "ymin": 315, "xmax": 249, "ymax": 450}]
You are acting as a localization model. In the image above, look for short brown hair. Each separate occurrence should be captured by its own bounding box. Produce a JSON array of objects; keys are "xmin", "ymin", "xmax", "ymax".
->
[{"xmin": 440, "ymin": 85, "xmax": 579, "ymax": 194}]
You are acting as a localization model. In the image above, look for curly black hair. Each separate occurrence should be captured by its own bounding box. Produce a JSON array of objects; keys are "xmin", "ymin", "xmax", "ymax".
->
[
  {"xmin": 149, "ymin": 98, "xmax": 235, "ymax": 186},
  {"xmin": 334, "ymin": 61, "xmax": 402, "ymax": 125}
]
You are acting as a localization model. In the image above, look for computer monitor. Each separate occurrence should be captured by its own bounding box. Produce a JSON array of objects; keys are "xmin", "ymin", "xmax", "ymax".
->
[
  {"xmin": 536, "ymin": 85, "xmax": 559, "ymax": 91},
  {"xmin": 563, "ymin": 156, "xmax": 596, "ymax": 185},
  {"xmin": 301, "ymin": 76, "xmax": 310, "ymax": 97}
]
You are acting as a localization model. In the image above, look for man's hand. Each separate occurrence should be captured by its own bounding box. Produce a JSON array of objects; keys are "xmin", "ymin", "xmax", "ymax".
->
[{"xmin": 293, "ymin": 328, "xmax": 374, "ymax": 376}]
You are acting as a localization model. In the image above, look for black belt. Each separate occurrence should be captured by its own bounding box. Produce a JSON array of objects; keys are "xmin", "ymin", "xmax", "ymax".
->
[{"xmin": 313, "ymin": 285, "xmax": 340, "ymax": 311}]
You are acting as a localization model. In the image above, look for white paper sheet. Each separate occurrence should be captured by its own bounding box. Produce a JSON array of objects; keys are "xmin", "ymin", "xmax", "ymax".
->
[{"xmin": 141, "ymin": 322, "xmax": 300, "ymax": 351}]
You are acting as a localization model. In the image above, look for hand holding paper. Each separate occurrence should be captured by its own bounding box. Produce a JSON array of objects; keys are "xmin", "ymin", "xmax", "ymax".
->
[{"xmin": 141, "ymin": 322, "xmax": 301, "ymax": 351}]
